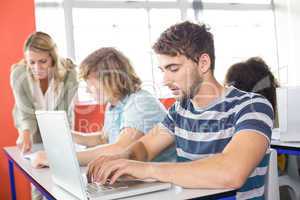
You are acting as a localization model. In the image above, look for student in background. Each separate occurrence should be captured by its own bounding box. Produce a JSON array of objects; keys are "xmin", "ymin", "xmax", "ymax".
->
[
  {"xmin": 86, "ymin": 21, "xmax": 274, "ymax": 200},
  {"xmin": 32, "ymin": 47, "xmax": 176, "ymax": 168},
  {"xmin": 224, "ymin": 57, "xmax": 279, "ymax": 116},
  {"xmin": 225, "ymin": 57, "xmax": 287, "ymax": 173},
  {"xmin": 10, "ymin": 32, "xmax": 78, "ymax": 200}
]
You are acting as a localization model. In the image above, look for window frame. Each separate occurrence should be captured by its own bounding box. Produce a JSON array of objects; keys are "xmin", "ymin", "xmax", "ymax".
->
[{"xmin": 35, "ymin": 0, "xmax": 279, "ymax": 97}]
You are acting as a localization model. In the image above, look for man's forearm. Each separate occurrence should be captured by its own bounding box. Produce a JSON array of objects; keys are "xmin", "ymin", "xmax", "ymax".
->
[
  {"xmin": 147, "ymin": 154, "xmax": 242, "ymax": 189},
  {"xmin": 127, "ymin": 141, "xmax": 149, "ymax": 161}
]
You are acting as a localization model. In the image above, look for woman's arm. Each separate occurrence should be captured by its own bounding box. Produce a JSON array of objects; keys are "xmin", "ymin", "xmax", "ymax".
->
[
  {"xmin": 10, "ymin": 65, "xmax": 37, "ymax": 152},
  {"xmin": 31, "ymin": 127, "xmax": 144, "ymax": 168},
  {"xmin": 78, "ymin": 127, "xmax": 144, "ymax": 166},
  {"xmin": 72, "ymin": 130, "xmax": 107, "ymax": 147}
]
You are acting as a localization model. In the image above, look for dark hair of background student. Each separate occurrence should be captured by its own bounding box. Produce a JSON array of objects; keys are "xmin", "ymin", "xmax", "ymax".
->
[{"xmin": 225, "ymin": 57, "xmax": 279, "ymax": 115}]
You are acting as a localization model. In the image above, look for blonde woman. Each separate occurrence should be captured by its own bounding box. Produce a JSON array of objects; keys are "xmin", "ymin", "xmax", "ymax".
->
[
  {"xmin": 32, "ymin": 47, "xmax": 176, "ymax": 169},
  {"xmin": 10, "ymin": 31, "xmax": 78, "ymax": 200},
  {"xmin": 11, "ymin": 32, "xmax": 78, "ymax": 154}
]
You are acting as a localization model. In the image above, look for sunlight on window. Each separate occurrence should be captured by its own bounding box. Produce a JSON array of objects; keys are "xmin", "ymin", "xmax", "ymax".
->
[
  {"xmin": 82, "ymin": 0, "xmax": 177, "ymax": 1},
  {"xmin": 35, "ymin": 1, "xmax": 278, "ymax": 99},
  {"xmin": 187, "ymin": 9, "xmax": 278, "ymax": 83},
  {"xmin": 149, "ymin": 9, "xmax": 181, "ymax": 98},
  {"xmin": 35, "ymin": 7, "xmax": 67, "ymax": 57},
  {"xmin": 73, "ymin": 8, "xmax": 152, "ymax": 86},
  {"xmin": 35, "ymin": 0, "xmax": 63, "ymax": 2},
  {"xmin": 188, "ymin": 0, "xmax": 271, "ymax": 4}
]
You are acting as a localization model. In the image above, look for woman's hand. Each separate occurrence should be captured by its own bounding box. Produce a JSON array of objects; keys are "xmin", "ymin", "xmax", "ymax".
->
[
  {"xmin": 16, "ymin": 130, "xmax": 32, "ymax": 154},
  {"xmin": 31, "ymin": 151, "xmax": 49, "ymax": 168}
]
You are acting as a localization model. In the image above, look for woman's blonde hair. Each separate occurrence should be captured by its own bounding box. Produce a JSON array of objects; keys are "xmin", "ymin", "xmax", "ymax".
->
[
  {"xmin": 22, "ymin": 31, "xmax": 74, "ymax": 92},
  {"xmin": 79, "ymin": 47, "xmax": 141, "ymax": 100}
]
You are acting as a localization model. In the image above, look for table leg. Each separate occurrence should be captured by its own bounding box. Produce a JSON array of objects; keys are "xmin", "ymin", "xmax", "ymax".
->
[
  {"xmin": 219, "ymin": 197, "xmax": 235, "ymax": 200},
  {"xmin": 8, "ymin": 159, "xmax": 17, "ymax": 200}
]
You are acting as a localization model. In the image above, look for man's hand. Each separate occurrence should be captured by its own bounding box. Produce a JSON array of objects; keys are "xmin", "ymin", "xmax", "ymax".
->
[
  {"xmin": 87, "ymin": 156, "xmax": 153, "ymax": 185},
  {"xmin": 87, "ymin": 154, "xmax": 125, "ymax": 183},
  {"xmin": 31, "ymin": 151, "xmax": 49, "ymax": 168},
  {"xmin": 16, "ymin": 130, "xmax": 32, "ymax": 154}
]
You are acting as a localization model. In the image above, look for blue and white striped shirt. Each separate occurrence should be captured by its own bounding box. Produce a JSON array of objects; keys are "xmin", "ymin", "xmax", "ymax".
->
[{"xmin": 160, "ymin": 86, "xmax": 274, "ymax": 200}]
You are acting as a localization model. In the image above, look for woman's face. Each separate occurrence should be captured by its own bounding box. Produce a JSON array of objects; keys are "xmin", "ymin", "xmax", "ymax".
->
[
  {"xmin": 25, "ymin": 50, "xmax": 53, "ymax": 80},
  {"xmin": 86, "ymin": 74, "xmax": 109, "ymax": 105}
]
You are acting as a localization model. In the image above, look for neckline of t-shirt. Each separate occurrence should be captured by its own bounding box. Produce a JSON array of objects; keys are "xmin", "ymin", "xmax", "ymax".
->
[{"xmin": 190, "ymin": 86, "xmax": 234, "ymax": 112}]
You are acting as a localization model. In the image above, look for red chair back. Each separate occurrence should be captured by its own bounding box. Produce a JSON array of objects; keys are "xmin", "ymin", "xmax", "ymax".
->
[
  {"xmin": 159, "ymin": 98, "xmax": 176, "ymax": 110},
  {"xmin": 74, "ymin": 104, "xmax": 106, "ymax": 133}
]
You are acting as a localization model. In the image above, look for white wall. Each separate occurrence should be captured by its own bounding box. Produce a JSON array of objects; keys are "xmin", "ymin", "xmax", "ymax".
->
[{"xmin": 274, "ymin": 0, "xmax": 300, "ymax": 85}]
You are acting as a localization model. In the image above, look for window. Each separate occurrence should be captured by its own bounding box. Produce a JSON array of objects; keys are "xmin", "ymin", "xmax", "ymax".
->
[
  {"xmin": 187, "ymin": 9, "xmax": 278, "ymax": 82},
  {"xmin": 35, "ymin": 0, "xmax": 278, "ymax": 100},
  {"xmin": 73, "ymin": 8, "xmax": 151, "ymax": 85},
  {"xmin": 189, "ymin": 0, "xmax": 271, "ymax": 3},
  {"xmin": 35, "ymin": 7, "xmax": 67, "ymax": 57}
]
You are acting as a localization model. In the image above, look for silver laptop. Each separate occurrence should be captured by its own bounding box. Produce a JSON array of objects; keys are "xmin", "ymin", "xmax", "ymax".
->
[
  {"xmin": 276, "ymin": 86, "xmax": 300, "ymax": 142},
  {"xmin": 35, "ymin": 110, "xmax": 171, "ymax": 200}
]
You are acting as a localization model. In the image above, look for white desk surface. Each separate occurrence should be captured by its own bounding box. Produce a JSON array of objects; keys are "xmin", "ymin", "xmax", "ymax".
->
[
  {"xmin": 4, "ymin": 145, "xmax": 235, "ymax": 200},
  {"xmin": 271, "ymin": 140, "xmax": 300, "ymax": 149}
]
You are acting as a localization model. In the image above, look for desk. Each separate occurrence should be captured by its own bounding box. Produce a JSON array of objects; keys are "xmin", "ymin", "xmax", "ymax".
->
[
  {"xmin": 271, "ymin": 140, "xmax": 300, "ymax": 200},
  {"xmin": 3, "ymin": 146, "xmax": 236, "ymax": 200},
  {"xmin": 271, "ymin": 140, "xmax": 300, "ymax": 155}
]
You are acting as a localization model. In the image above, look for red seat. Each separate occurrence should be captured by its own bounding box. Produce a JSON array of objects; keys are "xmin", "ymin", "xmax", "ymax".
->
[
  {"xmin": 159, "ymin": 97, "xmax": 176, "ymax": 110},
  {"xmin": 74, "ymin": 104, "xmax": 106, "ymax": 133}
]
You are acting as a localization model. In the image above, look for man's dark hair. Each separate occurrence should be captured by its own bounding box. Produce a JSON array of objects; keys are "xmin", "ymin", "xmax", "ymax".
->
[{"xmin": 152, "ymin": 21, "xmax": 215, "ymax": 71}]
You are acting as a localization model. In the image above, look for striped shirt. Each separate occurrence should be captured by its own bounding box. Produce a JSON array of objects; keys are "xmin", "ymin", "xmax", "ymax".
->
[{"xmin": 160, "ymin": 86, "xmax": 274, "ymax": 200}]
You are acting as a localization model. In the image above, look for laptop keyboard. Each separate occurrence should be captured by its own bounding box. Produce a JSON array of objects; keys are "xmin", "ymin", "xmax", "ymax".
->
[
  {"xmin": 86, "ymin": 183, "xmax": 112, "ymax": 194},
  {"xmin": 86, "ymin": 181, "xmax": 129, "ymax": 194}
]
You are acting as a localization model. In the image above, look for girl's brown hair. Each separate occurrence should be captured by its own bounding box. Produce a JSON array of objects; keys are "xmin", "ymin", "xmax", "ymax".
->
[{"xmin": 79, "ymin": 47, "xmax": 141, "ymax": 100}]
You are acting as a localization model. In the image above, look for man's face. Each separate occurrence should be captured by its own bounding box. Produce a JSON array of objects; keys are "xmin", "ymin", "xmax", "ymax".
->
[{"xmin": 158, "ymin": 54, "xmax": 203, "ymax": 101}]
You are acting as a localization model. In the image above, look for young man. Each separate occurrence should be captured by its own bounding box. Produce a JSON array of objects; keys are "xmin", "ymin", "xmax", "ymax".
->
[{"xmin": 87, "ymin": 21, "xmax": 274, "ymax": 199}]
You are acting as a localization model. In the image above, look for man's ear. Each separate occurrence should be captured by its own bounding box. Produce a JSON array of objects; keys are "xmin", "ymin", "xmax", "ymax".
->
[{"xmin": 197, "ymin": 53, "xmax": 211, "ymax": 74}]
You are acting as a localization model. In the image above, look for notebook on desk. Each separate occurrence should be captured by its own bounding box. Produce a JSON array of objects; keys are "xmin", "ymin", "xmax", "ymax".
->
[
  {"xmin": 276, "ymin": 86, "xmax": 300, "ymax": 142},
  {"xmin": 35, "ymin": 110, "xmax": 171, "ymax": 200}
]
